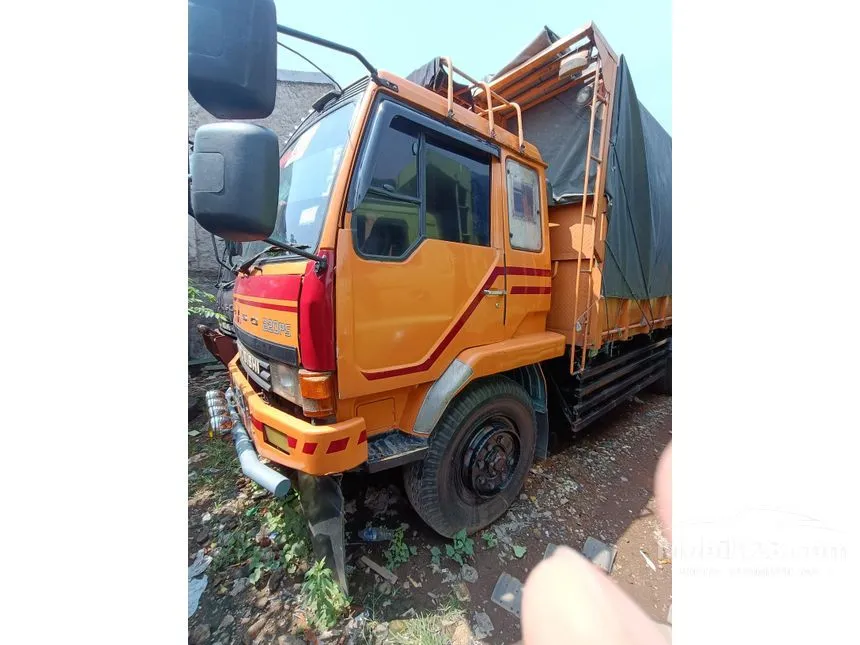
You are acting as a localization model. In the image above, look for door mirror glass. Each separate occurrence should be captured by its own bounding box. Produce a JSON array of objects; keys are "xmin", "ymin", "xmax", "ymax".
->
[
  {"xmin": 190, "ymin": 122, "xmax": 279, "ymax": 241},
  {"xmin": 188, "ymin": 0, "xmax": 277, "ymax": 119}
]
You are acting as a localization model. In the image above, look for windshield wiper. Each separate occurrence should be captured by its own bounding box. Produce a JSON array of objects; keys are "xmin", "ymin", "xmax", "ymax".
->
[
  {"xmin": 236, "ymin": 244, "xmax": 282, "ymax": 274},
  {"xmin": 265, "ymin": 238, "xmax": 328, "ymax": 274},
  {"xmin": 236, "ymin": 240, "xmax": 324, "ymax": 275}
]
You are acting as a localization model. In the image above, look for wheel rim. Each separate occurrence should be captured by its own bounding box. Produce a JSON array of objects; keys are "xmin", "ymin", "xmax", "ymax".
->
[{"xmin": 459, "ymin": 415, "xmax": 521, "ymax": 498}]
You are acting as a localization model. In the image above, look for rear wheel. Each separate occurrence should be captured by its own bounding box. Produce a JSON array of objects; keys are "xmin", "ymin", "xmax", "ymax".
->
[{"xmin": 403, "ymin": 377, "xmax": 536, "ymax": 537}]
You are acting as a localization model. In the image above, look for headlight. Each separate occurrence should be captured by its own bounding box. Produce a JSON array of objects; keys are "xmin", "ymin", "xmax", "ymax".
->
[{"xmin": 270, "ymin": 362, "xmax": 303, "ymax": 405}]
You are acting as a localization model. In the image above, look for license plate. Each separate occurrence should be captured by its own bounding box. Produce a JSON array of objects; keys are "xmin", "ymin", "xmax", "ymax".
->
[{"xmin": 239, "ymin": 344, "xmax": 260, "ymax": 375}]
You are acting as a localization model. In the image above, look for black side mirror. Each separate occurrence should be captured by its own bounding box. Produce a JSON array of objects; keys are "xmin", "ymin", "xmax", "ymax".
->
[
  {"xmin": 190, "ymin": 123, "xmax": 280, "ymax": 241},
  {"xmin": 188, "ymin": 0, "xmax": 277, "ymax": 119}
]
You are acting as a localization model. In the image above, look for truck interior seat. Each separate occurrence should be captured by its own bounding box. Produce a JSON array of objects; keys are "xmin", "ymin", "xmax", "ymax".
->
[{"xmin": 360, "ymin": 217, "xmax": 410, "ymax": 257}]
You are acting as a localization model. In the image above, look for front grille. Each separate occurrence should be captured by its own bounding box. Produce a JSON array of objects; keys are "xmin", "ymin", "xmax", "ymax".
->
[
  {"xmin": 235, "ymin": 326, "xmax": 298, "ymax": 367},
  {"xmin": 238, "ymin": 341, "xmax": 272, "ymax": 392}
]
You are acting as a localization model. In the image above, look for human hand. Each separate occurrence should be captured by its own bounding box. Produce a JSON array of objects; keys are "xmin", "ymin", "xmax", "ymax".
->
[{"xmin": 521, "ymin": 443, "xmax": 672, "ymax": 644}]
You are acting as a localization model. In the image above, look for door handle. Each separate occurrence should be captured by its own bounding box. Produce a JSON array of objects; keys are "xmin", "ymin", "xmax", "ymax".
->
[{"xmin": 482, "ymin": 289, "xmax": 506, "ymax": 296}]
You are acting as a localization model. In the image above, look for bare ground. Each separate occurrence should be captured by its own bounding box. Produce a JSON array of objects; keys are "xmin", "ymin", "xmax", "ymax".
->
[{"xmin": 188, "ymin": 370, "xmax": 671, "ymax": 645}]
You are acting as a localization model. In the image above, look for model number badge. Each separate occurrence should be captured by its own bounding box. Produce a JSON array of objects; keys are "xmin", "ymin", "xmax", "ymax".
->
[{"xmin": 263, "ymin": 318, "xmax": 292, "ymax": 337}]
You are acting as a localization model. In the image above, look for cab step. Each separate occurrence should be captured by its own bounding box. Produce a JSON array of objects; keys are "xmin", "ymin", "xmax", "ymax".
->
[{"xmin": 366, "ymin": 430, "xmax": 428, "ymax": 473}]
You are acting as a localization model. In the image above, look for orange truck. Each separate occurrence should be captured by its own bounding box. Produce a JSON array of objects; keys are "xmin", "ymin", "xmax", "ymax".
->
[{"xmin": 189, "ymin": 0, "xmax": 670, "ymax": 589}]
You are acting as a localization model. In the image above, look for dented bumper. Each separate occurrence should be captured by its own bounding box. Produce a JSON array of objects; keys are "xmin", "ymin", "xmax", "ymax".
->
[{"xmin": 227, "ymin": 356, "xmax": 368, "ymax": 476}]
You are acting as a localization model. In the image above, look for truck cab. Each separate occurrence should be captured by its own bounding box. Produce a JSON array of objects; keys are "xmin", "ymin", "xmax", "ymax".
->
[{"xmin": 225, "ymin": 69, "xmax": 563, "ymax": 527}]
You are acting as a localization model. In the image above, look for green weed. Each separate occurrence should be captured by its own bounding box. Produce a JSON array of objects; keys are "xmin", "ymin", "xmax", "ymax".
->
[
  {"xmin": 444, "ymin": 529, "xmax": 474, "ymax": 566},
  {"xmin": 211, "ymin": 491, "xmax": 311, "ymax": 582},
  {"xmin": 429, "ymin": 546, "xmax": 441, "ymax": 566},
  {"xmin": 384, "ymin": 527, "xmax": 417, "ymax": 570},
  {"xmin": 481, "ymin": 530, "xmax": 498, "ymax": 548},
  {"xmin": 301, "ymin": 559, "xmax": 351, "ymax": 632}
]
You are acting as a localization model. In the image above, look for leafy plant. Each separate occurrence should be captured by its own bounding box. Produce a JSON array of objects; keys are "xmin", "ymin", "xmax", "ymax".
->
[
  {"xmin": 445, "ymin": 529, "xmax": 475, "ymax": 566},
  {"xmin": 264, "ymin": 494, "xmax": 311, "ymax": 574},
  {"xmin": 248, "ymin": 546, "xmax": 276, "ymax": 584},
  {"xmin": 301, "ymin": 559, "xmax": 350, "ymax": 632},
  {"xmin": 512, "ymin": 545, "xmax": 527, "ymax": 558},
  {"xmin": 384, "ymin": 527, "xmax": 417, "ymax": 570},
  {"xmin": 482, "ymin": 530, "xmax": 498, "ymax": 548},
  {"xmin": 429, "ymin": 546, "xmax": 442, "ymax": 566},
  {"xmin": 188, "ymin": 279, "xmax": 226, "ymax": 321},
  {"xmin": 211, "ymin": 493, "xmax": 311, "ymax": 581}
]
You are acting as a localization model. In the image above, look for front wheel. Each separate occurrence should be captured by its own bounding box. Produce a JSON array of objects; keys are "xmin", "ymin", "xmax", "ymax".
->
[{"xmin": 403, "ymin": 376, "xmax": 536, "ymax": 537}]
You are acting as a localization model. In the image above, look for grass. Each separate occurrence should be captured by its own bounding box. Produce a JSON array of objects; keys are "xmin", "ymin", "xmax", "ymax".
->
[
  {"xmin": 356, "ymin": 588, "xmax": 465, "ymax": 645},
  {"xmin": 385, "ymin": 600, "xmax": 466, "ymax": 645},
  {"xmin": 189, "ymin": 435, "xmax": 241, "ymax": 497}
]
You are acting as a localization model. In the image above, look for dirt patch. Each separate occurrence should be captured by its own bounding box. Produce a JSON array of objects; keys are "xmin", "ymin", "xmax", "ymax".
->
[{"xmin": 188, "ymin": 373, "xmax": 671, "ymax": 645}]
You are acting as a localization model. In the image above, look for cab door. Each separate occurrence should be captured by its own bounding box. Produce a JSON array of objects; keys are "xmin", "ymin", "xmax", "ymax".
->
[
  {"xmin": 502, "ymin": 155, "xmax": 553, "ymax": 336},
  {"xmin": 336, "ymin": 98, "xmax": 506, "ymax": 399}
]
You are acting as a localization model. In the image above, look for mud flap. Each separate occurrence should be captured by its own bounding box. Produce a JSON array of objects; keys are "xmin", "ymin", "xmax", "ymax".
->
[{"xmin": 296, "ymin": 472, "xmax": 348, "ymax": 594}]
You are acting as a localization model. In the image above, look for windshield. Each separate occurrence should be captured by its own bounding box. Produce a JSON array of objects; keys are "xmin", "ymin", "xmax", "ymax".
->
[{"xmin": 239, "ymin": 99, "xmax": 358, "ymax": 263}]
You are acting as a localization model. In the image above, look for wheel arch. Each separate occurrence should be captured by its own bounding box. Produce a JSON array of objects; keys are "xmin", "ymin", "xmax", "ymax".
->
[
  {"xmin": 412, "ymin": 357, "xmax": 550, "ymax": 460},
  {"xmin": 502, "ymin": 363, "xmax": 550, "ymax": 459}
]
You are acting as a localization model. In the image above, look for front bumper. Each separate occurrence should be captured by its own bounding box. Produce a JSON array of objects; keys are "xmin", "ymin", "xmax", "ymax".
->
[
  {"xmin": 228, "ymin": 356, "xmax": 367, "ymax": 476},
  {"xmin": 197, "ymin": 324, "xmax": 238, "ymax": 366}
]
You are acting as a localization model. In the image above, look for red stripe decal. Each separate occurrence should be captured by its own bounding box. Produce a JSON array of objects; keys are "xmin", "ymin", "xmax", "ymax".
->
[
  {"xmin": 302, "ymin": 442, "xmax": 318, "ymax": 455},
  {"xmin": 361, "ymin": 266, "xmax": 503, "ymax": 380},
  {"xmin": 509, "ymin": 286, "xmax": 552, "ymax": 295},
  {"xmin": 506, "ymin": 267, "xmax": 552, "ymax": 277},
  {"xmin": 326, "ymin": 437, "xmax": 349, "ymax": 454},
  {"xmin": 358, "ymin": 430, "xmax": 367, "ymax": 444},
  {"xmin": 235, "ymin": 274, "xmax": 301, "ymax": 300},
  {"xmin": 360, "ymin": 265, "xmax": 551, "ymax": 381},
  {"xmin": 234, "ymin": 297, "xmax": 298, "ymax": 313}
]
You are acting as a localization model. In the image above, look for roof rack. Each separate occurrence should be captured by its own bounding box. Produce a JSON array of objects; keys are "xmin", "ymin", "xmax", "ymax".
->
[
  {"xmin": 486, "ymin": 22, "xmax": 617, "ymax": 114},
  {"xmin": 438, "ymin": 57, "xmax": 525, "ymax": 152}
]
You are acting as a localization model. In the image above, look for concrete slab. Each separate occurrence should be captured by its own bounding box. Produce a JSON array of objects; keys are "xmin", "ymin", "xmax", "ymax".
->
[
  {"xmin": 491, "ymin": 572, "xmax": 523, "ymax": 619},
  {"xmin": 583, "ymin": 536, "xmax": 618, "ymax": 573}
]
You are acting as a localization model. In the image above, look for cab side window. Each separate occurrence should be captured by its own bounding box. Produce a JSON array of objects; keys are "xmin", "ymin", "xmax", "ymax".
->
[
  {"xmin": 505, "ymin": 158, "xmax": 542, "ymax": 252},
  {"xmin": 425, "ymin": 141, "xmax": 490, "ymax": 247},
  {"xmin": 354, "ymin": 117, "xmax": 420, "ymax": 258},
  {"xmin": 353, "ymin": 112, "xmax": 491, "ymax": 259}
]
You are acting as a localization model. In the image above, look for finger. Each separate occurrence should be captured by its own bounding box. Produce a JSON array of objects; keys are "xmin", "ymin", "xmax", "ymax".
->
[
  {"xmin": 655, "ymin": 442, "xmax": 672, "ymax": 542},
  {"xmin": 522, "ymin": 545, "xmax": 668, "ymax": 645}
]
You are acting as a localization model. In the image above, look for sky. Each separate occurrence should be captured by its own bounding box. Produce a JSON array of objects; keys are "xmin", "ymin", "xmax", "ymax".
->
[{"xmin": 273, "ymin": 0, "xmax": 671, "ymax": 134}]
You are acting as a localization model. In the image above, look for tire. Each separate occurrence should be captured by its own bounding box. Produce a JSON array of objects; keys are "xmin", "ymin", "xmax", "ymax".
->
[{"xmin": 403, "ymin": 376, "xmax": 536, "ymax": 537}]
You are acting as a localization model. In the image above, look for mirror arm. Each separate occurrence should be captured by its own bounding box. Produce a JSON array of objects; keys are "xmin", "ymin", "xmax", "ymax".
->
[
  {"xmin": 264, "ymin": 237, "xmax": 328, "ymax": 274},
  {"xmin": 275, "ymin": 24, "xmax": 398, "ymax": 92}
]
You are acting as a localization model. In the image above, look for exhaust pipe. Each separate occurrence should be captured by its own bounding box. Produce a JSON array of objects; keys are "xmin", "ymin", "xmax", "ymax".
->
[
  {"xmin": 216, "ymin": 390, "xmax": 347, "ymax": 592},
  {"xmin": 219, "ymin": 388, "xmax": 292, "ymax": 498}
]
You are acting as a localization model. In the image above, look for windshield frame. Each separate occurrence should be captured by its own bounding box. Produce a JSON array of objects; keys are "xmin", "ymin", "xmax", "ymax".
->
[
  {"xmin": 273, "ymin": 100, "xmax": 358, "ymax": 249},
  {"xmin": 238, "ymin": 82, "xmax": 367, "ymax": 266}
]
